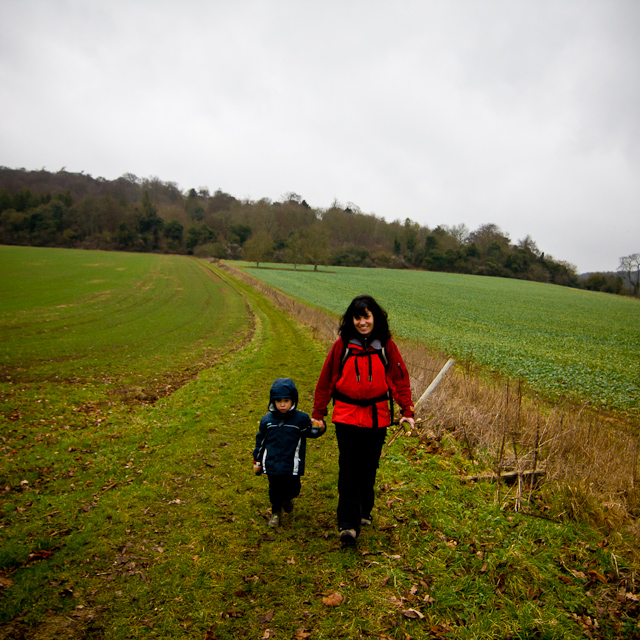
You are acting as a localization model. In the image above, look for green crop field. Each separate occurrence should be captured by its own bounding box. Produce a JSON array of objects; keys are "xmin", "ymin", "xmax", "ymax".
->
[
  {"xmin": 0, "ymin": 246, "xmax": 250, "ymax": 392},
  {"xmin": 233, "ymin": 262, "xmax": 640, "ymax": 413}
]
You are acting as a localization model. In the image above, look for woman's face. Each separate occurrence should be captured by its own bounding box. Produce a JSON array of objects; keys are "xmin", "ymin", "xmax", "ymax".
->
[{"xmin": 353, "ymin": 308, "xmax": 374, "ymax": 336}]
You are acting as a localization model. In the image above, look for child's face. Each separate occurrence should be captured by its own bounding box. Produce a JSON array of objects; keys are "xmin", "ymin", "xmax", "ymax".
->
[{"xmin": 274, "ymin": 398, "xmax": 293, "ymax": 413}]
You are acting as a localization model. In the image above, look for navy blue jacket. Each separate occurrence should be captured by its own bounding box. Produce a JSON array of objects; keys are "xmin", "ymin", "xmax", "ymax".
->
[{"xmin": 253, "ymin": 378, "xmax": 322, "ymax": 476}]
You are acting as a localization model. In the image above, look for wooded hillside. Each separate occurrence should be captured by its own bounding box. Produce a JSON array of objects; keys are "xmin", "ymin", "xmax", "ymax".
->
[{"xmin": 0, "ymin": 166, "xmax": 581, "ymax": 287}]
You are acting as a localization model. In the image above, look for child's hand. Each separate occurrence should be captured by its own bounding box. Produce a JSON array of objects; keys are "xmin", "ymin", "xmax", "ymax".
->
[
  {"xmin": 253, "ymin": 462, "xmax": 263, "ymax": 475},
  {"xmin": 310, "ymin": 419, "xmax": 326, "ymax": 436}
]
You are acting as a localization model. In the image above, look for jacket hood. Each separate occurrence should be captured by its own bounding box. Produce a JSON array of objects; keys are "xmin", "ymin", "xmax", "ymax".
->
[{"xmin": 269, "ymin": 378, "xmax": 298, "ymax": 412}]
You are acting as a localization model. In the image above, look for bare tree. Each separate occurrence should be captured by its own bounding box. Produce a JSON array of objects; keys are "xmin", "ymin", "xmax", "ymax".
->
[
  {"xmin": 618, "ymin": 253, "xmax": 640, "ymax": 296},
  {"xmin": 243, "ymin": 230, "xmax": 274, "ymax": 267},
  {"xmin": 518, "ymin": 235, "xmax": 541, "ymax": 256},
  {"xmin": 282, "ymin": 192, "xmax": 302, "ymax": 204},
  {"xmin": 469, "ymin": 223, "xmax": 510, "ymax": 253},
  {"xmin": 449, "ymin": 223, "xmax": 470, "ymax": 244},
  {"xmin": 284, "ymin": 232, "xmax": 303, "ymax": 269},
  {"xmin": 300, "ymin": 223, "xmax": 329, "ymax": 271}
]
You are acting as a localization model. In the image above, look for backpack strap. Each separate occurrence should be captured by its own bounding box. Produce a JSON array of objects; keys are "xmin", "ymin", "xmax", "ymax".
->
[
  {"xmin": 332, "ymin": 390, "xmax": 390, "ymax": 407},
  {"xmin": 340, "ymin": 343, "xmax": 389, "ymax": 372}
]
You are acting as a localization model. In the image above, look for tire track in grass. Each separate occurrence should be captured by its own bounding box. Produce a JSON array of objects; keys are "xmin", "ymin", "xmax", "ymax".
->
[
  {"xmin": 89, "ymin": 264, "xmax": 342, "ymax": 638},
  {"xmin": 189, "ymin": 267, "xmax": 343, "ymax": 637}
]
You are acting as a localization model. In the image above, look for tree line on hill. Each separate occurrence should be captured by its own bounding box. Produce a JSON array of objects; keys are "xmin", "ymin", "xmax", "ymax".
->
[{"xmin": 1, "ymin": 167, "xmax": 638, "ymax": 296}]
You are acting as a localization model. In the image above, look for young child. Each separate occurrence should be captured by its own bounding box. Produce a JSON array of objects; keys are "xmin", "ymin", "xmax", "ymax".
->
[{"xmin": 253, "ymin": 378, "xmax": 325, "ymax": 526}]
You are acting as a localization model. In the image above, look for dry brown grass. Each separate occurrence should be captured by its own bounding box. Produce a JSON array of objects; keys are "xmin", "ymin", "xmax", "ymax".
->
[
  {"xmin": 400, "ymin": 341, "xmax": 640, "ymax": 534},
  {"xmin": 220, "ymin": 262, "xmax": 640, "ymax": 537}
]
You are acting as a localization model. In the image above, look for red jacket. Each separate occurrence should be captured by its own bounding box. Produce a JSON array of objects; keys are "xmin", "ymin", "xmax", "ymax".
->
[{"xmin": 313, "ymin": 337, "xmax": 414, "ymax": 428}]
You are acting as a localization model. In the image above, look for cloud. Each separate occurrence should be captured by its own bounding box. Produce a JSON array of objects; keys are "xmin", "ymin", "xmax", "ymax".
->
[{"xmin": 1, "ymin": 0, "xmax": 638, "ymax": 272}]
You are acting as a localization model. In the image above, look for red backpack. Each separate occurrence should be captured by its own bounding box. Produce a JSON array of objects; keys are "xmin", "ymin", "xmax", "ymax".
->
[{"xmin": 331, "ymin": 342, "xmax": 394, "ymax": 428}]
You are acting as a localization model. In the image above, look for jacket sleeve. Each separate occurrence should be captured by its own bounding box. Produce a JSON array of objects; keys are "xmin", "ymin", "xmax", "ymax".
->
[
  {"xmin": 386, "ymin": 340, "xmax": 415, "ymax": 418},
  {"xmin": 312, "ymin": 338, "xmax": 344, "ymax": 421},
  {"xmin": 300, "ymin": 412, "xmax": 323, "ymax": 438},
  {"xmin": 253, "ymin": 417, "xmax": 267, "ymax": 461}
]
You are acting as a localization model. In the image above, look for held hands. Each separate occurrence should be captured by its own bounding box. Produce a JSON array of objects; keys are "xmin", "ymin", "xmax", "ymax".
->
[{"xmin": 310, "ymin": 418, "xmax": 326, "ymax": 436}]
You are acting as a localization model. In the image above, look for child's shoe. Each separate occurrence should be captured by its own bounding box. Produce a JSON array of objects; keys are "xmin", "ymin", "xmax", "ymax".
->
[
  {"xmin": 361, "ymin": 515, "xmax": 373, "ymax": 527},
  {"xmin": 283, "ymin": 499, "xmax": 294, "ymax": 513},
  {"xmin": 268, "ymin": 512, "xmax": 280, "ymax": 527},
  {"xmin": 339, "ymin": 528, "xmax": 357, "ymax": 545}
]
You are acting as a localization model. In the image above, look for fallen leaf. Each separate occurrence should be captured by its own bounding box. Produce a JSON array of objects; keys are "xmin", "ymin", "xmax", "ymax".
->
[
  {"xmin": 0, "ymin": 576, "xmax": 13, "ymax": 589},
  {"xmin": 258, "ymin": 609, "xmax": 274, "ymax": 624},
  {"xmin": 322, "ymin": 592, "xmax": 344, "ymax": 606},
  {"xmin": 587, "ymin": 570, "xmax": 607, "ymax": 583},
  {"xmin": 402, "ymin": 609, "xmax": 424, "ymax": 619},
  {"xmin": 430, "ymin": 623, "xmax": 451, "ymax": 637},
  {"xmin": 294, "ymin": 630, "xmax": 311, "ymax": 639}
]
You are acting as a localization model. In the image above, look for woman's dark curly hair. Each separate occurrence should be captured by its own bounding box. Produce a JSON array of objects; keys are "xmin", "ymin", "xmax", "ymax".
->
[{"xmin": 339, "ymin": 295, "xmax": 391, "ymax": 343}]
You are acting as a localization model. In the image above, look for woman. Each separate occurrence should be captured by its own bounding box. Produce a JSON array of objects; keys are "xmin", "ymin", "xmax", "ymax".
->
[{"xmin": 312, "ymin": 295, "xmax": 415, "ymax": 544}]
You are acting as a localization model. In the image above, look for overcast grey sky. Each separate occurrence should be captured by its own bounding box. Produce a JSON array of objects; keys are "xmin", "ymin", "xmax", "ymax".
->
[{"xmin": 1, "ymin": 0, "xmax": 639, "ymax": 273}]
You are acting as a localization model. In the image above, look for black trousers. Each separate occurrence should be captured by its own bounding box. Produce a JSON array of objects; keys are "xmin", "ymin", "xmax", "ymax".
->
[
  {"xmin": 335, "ymin": 423, "xmax": 387, "ymax": 534},
  {"xmin": 268, "ymin": 475, "xmax": 301, "ymax": 513}
]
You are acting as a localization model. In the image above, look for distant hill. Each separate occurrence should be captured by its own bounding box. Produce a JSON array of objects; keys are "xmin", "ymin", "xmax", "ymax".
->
[{"xmin": 0, "ymin": 165, "xmax": 626, "ymax": 295}]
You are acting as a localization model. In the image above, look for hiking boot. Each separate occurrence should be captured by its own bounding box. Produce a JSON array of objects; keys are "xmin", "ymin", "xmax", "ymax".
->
[
  {"xmin": 283, "ymin": 499, "xmax": 294, "ymax": 513},
  {"xmin": 268, "ymin": 513, "xmax": 280, "ymax": 527},
  {"xmin": 339, "ymin": 528, "xmax": 357, "ymax": 545},
  {"xmin": 361, "ymin": 515, "xmax": 373, "ymax": 527}
]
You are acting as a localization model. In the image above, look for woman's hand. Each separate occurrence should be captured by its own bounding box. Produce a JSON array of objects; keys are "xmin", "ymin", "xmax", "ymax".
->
[{"xmin": 399, "ymin": 416, "xmax": 415, "ymax": 430}]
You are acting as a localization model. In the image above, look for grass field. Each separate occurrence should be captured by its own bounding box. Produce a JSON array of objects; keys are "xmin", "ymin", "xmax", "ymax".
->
[
  {"xmin": 0, "ymin": 247, "xmax": 251, "ymax": 390},
  {"xmin": 233, "ymin": 262, "xmax": 640, "ymax": 414},
  {"xmin": 1, "ymin": 247, "xmax": 639, "ymax": 639}
]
